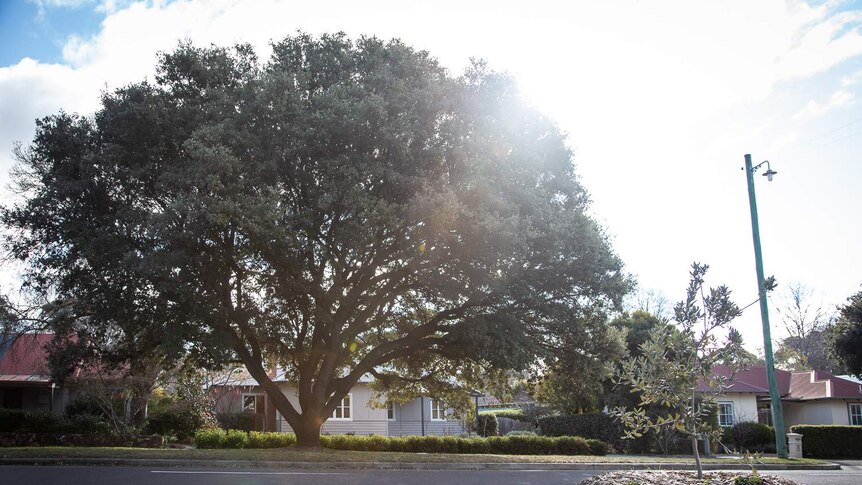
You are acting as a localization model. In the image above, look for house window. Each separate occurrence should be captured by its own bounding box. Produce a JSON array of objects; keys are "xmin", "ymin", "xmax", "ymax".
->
[
  {"xmin": 718, "ymin": 402, "xmax": 735, "ymax": 427},
  {"xmin": 850, "ymin": 403, "xmax": 862, "ymax": 426},
  {"xmin": 387, "ymin": 402, "xmax": 395, "ymax": 421},
  {"xmin": 332, "ymin": 394, "xmax": 352, "ymax": 420},
  {"xmin": 430, "ymin": 399, "xmax": 445, "ymax": 421},
  {"xmin": 242, "ymin": 393, "xmax": 265, "ymax": 414}
]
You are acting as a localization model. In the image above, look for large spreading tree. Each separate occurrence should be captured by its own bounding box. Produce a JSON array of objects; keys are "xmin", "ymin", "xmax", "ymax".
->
[{"xmin": 3, "ymin": 33, "xmax": 629, "ymax": 445}]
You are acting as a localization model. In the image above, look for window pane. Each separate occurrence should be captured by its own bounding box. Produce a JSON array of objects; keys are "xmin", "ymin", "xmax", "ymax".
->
[{"xmin": 243, "ymin": 395, "xmax": 256, "ymax": 412}]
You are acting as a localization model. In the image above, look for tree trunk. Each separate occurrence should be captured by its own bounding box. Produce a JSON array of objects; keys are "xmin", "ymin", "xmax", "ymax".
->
[
  {"xmin": 691, "ymin": 436, "xmax": 702, "ymax": 479},
  {"xmin": 294, "ymin": 417, "xmax": 322, "ymax": 448}
]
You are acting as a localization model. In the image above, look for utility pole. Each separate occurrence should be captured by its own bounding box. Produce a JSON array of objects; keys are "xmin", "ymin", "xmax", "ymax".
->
[{"xmin": 744, "ymin": 153, "xmax": 788, "ymax": 458}]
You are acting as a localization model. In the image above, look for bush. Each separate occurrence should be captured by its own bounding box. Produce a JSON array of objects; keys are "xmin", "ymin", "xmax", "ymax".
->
[
  {"xmin": 790, "ymin": 425, "xmax": 862, "ymax": 458},
  {"xmin": 195, "ymin": 428, "xmax": 227, "ymax": 448},
  {"xmin": 721, "ymin": 422, "xmax": 775, "ymax": 453},
  {"xmin": 366, "ymin": 434, "xmax": 390, "ymax": 452},
  {"xmin": 192, "ymin": 429, "xmax": 608, "ymax": 456},
  {"xmin": 537, "ymin": 413, "xmax": 623, "ymax": 446},
  {"xmin": 223, "ymin": 429, "xmax": 249, "ymax": 449},
  {"xmin": 146, "ymin": 400, "xmax": 215, "ymax": 440},
  {"xmin": 248, "ymin": 431, "xmax": 296, "ymax": 448},
  {"xmin": 556, "ymin": 436, "xmax": 591, "ymax": 455},
  {"xmin": 0, "ymin": 408, "xmax": 110, "ymax": 434},
  {"xmin": 65, "ymin": 396, "xmax": 107, "ymax": 419},
  {"xmin": 216, "ymin": 412, "xmax": 260, "ymax": 431},
  {"xmin": 484, "ymin": 409, "xmax": 530, "ymax": 422},
  {"xmin": 476, "ymin": 414, "xmax": 498, "ymax": 437}
]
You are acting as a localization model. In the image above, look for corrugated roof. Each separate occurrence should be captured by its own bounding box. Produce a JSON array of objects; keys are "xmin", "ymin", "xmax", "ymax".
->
[
  {"xmin": 0, "ymin": 333, "xmax": 53, "ymax": 380},
  {"xmin": 703, "ymin": 365, "xmax": 862, "ymax": 401}
]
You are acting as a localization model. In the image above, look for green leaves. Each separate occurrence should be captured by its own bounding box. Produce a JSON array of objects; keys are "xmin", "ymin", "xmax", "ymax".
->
[
  {"xmin": 612, "ymin": 262, "xmax": 744, "ymax": 461},
  {"xmin": 3, "ymin": 33, "xmax": 630, "ymax": 440}
]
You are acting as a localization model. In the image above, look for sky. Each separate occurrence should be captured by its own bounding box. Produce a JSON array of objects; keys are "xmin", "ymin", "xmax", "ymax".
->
[{"xmin": 0, "ymin": 0, "xmax": 861, "ymax": 354}]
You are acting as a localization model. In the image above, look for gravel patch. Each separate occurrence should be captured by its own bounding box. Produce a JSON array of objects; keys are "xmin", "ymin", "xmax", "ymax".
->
[{"xmin": 579, "ymin": 470, "xmax": 801, "ymax": 485}]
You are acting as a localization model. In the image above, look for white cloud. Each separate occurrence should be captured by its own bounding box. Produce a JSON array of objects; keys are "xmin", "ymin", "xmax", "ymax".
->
[
  {"xmin": 793, "ymin": 89, "xmax": 856, "ymax": 119},
  {"xmin": 842, "ymin": 70, "xmax": 862, "ymax": 86}
]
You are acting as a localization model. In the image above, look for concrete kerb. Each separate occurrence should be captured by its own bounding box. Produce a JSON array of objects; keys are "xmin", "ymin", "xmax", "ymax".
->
[{"xmin": 0, "ymin": 457, "xmax": 842, "ymax": 471}]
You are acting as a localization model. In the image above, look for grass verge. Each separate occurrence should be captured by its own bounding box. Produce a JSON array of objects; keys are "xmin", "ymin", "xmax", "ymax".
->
[{"xmin": 0, "ymin": 447, "xmax": 825, "ymax": 465}]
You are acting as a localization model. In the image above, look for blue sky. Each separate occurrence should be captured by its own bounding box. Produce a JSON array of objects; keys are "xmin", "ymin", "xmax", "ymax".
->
[
  {"xmin": 1, "ymin": 0, "xmax": 861, "ymax": 354},
  {"xmin": 0, "ymin": 1, "xmax": 104, "ymax": 65}
]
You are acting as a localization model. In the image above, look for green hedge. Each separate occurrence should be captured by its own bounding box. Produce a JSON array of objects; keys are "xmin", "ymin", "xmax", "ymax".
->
[
  {"xmin": 483, "ymin": 409, "xmax": 530, "ymax": 422},
  {"xmin": 537, "ymin": 413, "xmax": 624, "ymax": 448},
  {"xmin": 0, "ymin": 408, "xmax": 110, "ymax": 434},
  {"xmin": 194, "ymin": 429, "xmax": 607, "ymax": 455},
  {"xmin": 790, "ymin": 425, "xmax": 862, "ymax": 458},
  {"xmin": 720, "ymin": 422, "xmax": 775, "ymax": 453}
]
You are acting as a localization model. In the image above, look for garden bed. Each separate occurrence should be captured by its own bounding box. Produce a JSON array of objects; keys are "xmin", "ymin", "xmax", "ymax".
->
[{"xmin": 580, "ymin": 471, "xmax": 799, "ymax": 485}]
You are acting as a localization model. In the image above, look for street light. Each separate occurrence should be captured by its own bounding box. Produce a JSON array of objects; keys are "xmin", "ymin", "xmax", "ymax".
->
[{"xmin": 743, "ymin": 154, "xmax": 788, "ymax": 458}]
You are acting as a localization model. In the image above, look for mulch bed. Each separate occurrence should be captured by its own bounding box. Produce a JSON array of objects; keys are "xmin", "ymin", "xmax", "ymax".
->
[{"xmin": 579, "ymin": 471, "xmax": 800, "ymax": 485}]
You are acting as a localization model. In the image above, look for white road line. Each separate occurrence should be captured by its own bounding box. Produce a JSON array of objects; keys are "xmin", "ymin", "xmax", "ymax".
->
[{"xmin": 150, "ymin": 470, "xmax": 348, "ymax": 475}]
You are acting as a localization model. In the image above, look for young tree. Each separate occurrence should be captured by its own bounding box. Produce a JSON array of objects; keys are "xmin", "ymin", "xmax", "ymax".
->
[
  {"xmin": 612, "ymin": 263, "xmax": 743, "ymax": 479},
  {"xmin": 828, "ymin": 290, "xmax": 862, "ymax": 377},
  {"xmin": 2, "ymin": 34, "xmax": 630, "ymax": 446}
]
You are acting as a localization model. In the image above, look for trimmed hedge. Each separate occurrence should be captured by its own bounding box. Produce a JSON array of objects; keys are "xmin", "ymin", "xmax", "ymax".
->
[
  {"xmin": 194, "ymin": 429, "xmax": 608, "ymax": 455},
  {"xmin": 720, "ymin": 422, "xmax": 775, "ymax": 453},
  {"xmin": 790, "ymin": 425, "xmax": 862, "ymax": 458},
  {"xmin": 483, "ymin": 409, "xmax": 530, "ymax": 422},
  {"xmin": 537, "ymin": 413, "xmax": 623, "ymax": 448},
  {"xmin": 0, "ymin": 408, "xmax": 110, "ymax": 434}
]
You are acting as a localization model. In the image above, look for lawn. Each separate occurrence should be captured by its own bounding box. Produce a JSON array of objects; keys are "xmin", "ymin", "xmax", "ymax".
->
[{"xmin": 0, "ymin": 447, "xmax": 824, "ymax": 465}]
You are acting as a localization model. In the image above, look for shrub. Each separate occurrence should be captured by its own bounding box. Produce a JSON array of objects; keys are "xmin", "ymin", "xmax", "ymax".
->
[
  {"xmin": 485, "ymin": 409, "xmax": 530, "ymax": 422},
  {"xmin": 387, "ymin": 436, "xmax": 407, "ymax": 452},
  {"xmin": 476, "ymin": 414, "xmax": 498, "ymax": 437},
  {"xmin": 790, "ymin": 425, "xmax": 862, "ymax": 458},
  {"xmin": 366, "ymin": 434, "xmax": 390, "ymax": 452},
  {"xmin": 556, "ymin": 436, "xmax": 591, "ymax": 455},
  {"xmin": 587, "ymin": 438, "xmax": 609, "ymax": 456},
  {"xmin": 721, "ymin": 422, "xmax": 775, "ymax": 453},
  {"xmin": 223, "ymin": 429, "xmax": 250, "ymax": 449},
  {"xmin": 440, "ymin": 436, "xmax": 460, "ymax": 454},
  {"xmin": 459, "ymin": 437, "xmax": 491, "ymax": 454},
  {"xmin": 247, "ymin": 431, "xmax": 296, "ymax": 448},
  {"xmin": 537, "ymin": 413, "xmax": 623, "ymax": 444},
  {"xmin": 734, "ymin": 475, "xmax": 763, "ymax": 485},
  {"xmin": 146, "ymin": 400, "xmax": 214, "ymax": 440},
  {"xmin": 0, "ymin": 408, "xmax": 110, "ymax": 434},
  {"xmin": 192, "ymin": 431, "xmax": 608, "ymax": 456},
  {"xmin": 195, "ymin": 428, "xmax": 226, "ymax": 448},
  {"xmin": 216, "ymin": 412, "xmax": 260, "ymax": 431},
  {"xmin": 65, "ymin": 396, "xmax": 107, "ymax": 419}
]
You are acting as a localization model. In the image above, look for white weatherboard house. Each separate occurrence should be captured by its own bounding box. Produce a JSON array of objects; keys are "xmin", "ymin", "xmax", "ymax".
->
[
  {"xmin": 704, "ymin": 365, "xmax": 862, "ymax": 429},
  {"xmin": 211, "ymin": 371, "xmax": 466, "ymax": 436}
]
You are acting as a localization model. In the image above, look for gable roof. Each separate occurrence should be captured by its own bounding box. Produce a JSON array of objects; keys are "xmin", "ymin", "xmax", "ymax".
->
[
  {"xmin": 0, "ymin": 333, "xmax": 53, "ymax": 383},
  {"xmin": 707, "ymin": 365, "xmax": 862, "ymax": 401}
]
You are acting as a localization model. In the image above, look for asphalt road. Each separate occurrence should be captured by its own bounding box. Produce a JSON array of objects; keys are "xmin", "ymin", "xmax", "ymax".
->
[{"xmin": 2, "ymin": 467, "xmax": 862, "ymax": 485}]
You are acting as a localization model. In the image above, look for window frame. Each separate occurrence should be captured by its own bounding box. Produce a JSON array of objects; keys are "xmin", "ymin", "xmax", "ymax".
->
[
  {"xmin": 331, "ymin": 393, "xmax": 353, "ymax": 421},
  {"xmin": 430, "ymin": 399, "xmax": 446, "ymax": 421},
  {"xmin": 241, "ymin": 392, "xmax": 265, "ymax": 414},
  {"xmin": 386, "ymin": 401, "xmax": 395, "ymax": 421},
  {"xmin": 718, "ymin": 401, "xmax": 735, "ymax": 427},
  {"xmin": 849, "ymin": 402, "xmax": 862, "ymax": 426}
]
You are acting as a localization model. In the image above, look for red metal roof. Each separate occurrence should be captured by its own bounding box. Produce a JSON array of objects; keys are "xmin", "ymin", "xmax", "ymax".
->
[
  {"xmin": 704, "ymin": 365, "xmax": 862, "ymax": 401},
  {"xmin": 0, "ymin": 333, "xmax": 53, "ymax": 382}
]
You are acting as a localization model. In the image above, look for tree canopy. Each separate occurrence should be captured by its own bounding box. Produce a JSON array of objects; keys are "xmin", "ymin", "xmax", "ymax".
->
[
  {"xmin": 2, "ymin": 33, "xmax": 630, "ymax": 445},
  {"xmin": 828, "ymin": 289, "xmax": 862, "ymax": 377}
]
